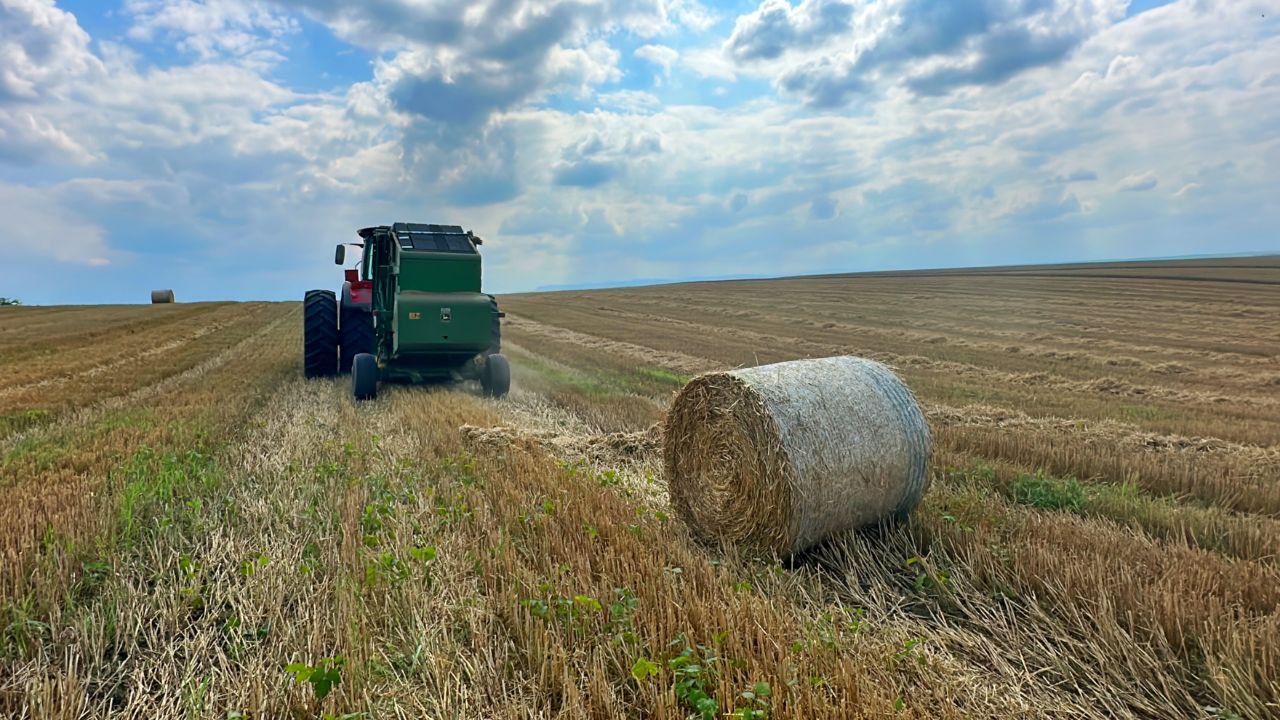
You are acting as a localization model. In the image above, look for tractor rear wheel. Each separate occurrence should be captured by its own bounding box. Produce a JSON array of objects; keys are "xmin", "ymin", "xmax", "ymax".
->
[
  {"xmin": 303, "ymin": 290, "xmax": 338, "ymax": 378},
  {"xmin": 352, "ymin": 353, "xmax": 378, "ymax": 401},
  {"xmin": 482, "ymin": 353, "xmax": 510, "ymax": 398},
  {"xmin": 340, "ymin": 307, "xmax": 375, "ymax": 374}
]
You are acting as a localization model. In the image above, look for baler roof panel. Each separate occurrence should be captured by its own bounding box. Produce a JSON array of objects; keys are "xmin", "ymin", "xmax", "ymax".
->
[{"xmin": 392, "ymin": 222, "xmax": 476, "ymax": 254}]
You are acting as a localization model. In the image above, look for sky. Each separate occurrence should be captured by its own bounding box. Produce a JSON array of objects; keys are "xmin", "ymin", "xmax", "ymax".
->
[{"xmin": 0, "ymin": 0, "xmax": 1277, "ymax": 304}]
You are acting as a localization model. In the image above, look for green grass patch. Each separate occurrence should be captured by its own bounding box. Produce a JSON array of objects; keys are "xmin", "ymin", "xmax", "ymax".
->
[
  {"xmin": 516, "ymin": 354, "xmax": 684, "ymax": 398},
  {"xmin": 1009, "ymin": 470, "xmax": 1086, "ymax": 512},
  {"xmin": 944, "ymin": 463, "xmax": 1089, "ymax": 514},
  {"xmin": 0, "ymin": 409, "xmax": 51, "ymax": 435},
  {"xmin": 115, "ymin": 446, "xmax": 221, "ymax": 547},
  {"xmin": 1113, "ymin": 403, "xmax": 1174, "ymax": 423},
  {"xmin": 3, "ymin": 408, "xmax": 154, "ymax": 473},
  {"xmin": 635, "ymin": 367, "xmax": 689, "ymax": 387},
  {"xmin": 939, "ymin": 461, "xmax": 1265, "ymax": 559}
]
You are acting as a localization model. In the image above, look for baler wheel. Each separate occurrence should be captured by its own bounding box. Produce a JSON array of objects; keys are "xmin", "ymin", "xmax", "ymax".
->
[
  {"xmin": 483, "ymin": 353, "xmax": 510, "ymax": 398},
  {"xmin": 352, "ymin": 353, "xmax": 378, "ymax": 401},
  {"xmin": 303, "ymin": 289, "xmax": 338, "ymax": 378},
  {"xmin": 340, "ymin": 307, "xmax": 375, "ymax": 374}
]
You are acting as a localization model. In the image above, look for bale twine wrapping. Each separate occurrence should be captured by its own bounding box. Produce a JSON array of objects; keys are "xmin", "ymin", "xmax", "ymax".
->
[
  {"xmin": 664, "ymin": 356, "xmax": 930, "ymax": 555},
  {"xmin": 150, "ymin": 289, "xmax": 175, "ymax": 304}
]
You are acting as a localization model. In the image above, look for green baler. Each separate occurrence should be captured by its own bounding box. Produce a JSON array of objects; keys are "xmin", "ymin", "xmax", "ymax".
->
[{"xmin": 302, "ymin": 222, "xmax": 509, "ymax": 401}]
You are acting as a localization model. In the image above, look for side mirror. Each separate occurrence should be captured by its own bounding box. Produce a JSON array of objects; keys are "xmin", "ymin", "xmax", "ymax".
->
[{"xmin": 335, "ymin": 244, "xmax": 346, "ymax": 265}]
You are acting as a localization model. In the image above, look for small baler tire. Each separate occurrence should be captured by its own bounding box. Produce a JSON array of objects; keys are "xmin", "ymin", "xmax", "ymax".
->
[
  {"xmin": 340, "ymin": 307, "xmax": 375, "ymax": 374},
  {"xmin": 352, "ymin": 353, "xmax": 378, "ymax": 401},
  {"xmin": 303, "ymin": 290, "xmax": 339, "ymax": 379},
  {"xmin": 483, "ymin": 353, "xmax": 511, "ymax": 398}
]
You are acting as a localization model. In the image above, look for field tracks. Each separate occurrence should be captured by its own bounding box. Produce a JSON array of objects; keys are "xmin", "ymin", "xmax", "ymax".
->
[
  {"xmin": 3, "ymin": 259, "xmax": 1279, "ymax": 718},
  {"xmin": 0, "ymin": 304, "xmax": 268, "ymax": 402},
  {"xmin": 0, "ymin": 305, "xmax": 290, "ymax": 453}
]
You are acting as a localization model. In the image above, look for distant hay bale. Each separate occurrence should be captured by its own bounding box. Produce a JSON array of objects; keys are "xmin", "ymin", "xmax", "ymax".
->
[
  {"xmin": 151, "ymin": 289, "xmax": 175, "ymax": 304},
  {"xmin": 664, "ymin": 356, "xmax": 930, "ymax": 555}
]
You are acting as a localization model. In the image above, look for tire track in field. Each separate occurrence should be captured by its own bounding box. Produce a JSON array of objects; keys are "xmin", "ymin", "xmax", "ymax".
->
[
  {"xmin": 505, "ymin": 313, "xmax": 1278, "ymax": 456},
  {"xmin": 0, "ymin": 303, "xmax": 222, "ymax": 367},
  {"xmin": 505, "ymin": 312, "xmax": 1280, "ymax": 414},
  {"xmin": 597, "ymin": 284, "xmax": 1280, "ymax": 361},
  {"xmin": 581, "ymin": 302, "xmax": 1280, "ymax": 391},
  {"xmin": 503, "ymin": 315, "xmax": 719, "ymax": 375},
  {"xmin": 0, "ymin": 307, "xmax": 297, "ymax": 455},
  {"xmin": 593, "ymin": 293, "xmax": 1280, "ymax": 371},
  {"xmin": 0, "ymin": 305, "xmax": 270, "ymax": 401}
]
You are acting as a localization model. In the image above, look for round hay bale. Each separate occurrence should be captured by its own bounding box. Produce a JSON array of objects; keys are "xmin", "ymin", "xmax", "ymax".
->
[
  {"xmin": 150, "ymin": 289, "xmax": 175, "ymax": 304},
  {"xmin": 664, "ymin": 356, "xmax": 930, "ymax": 555}
]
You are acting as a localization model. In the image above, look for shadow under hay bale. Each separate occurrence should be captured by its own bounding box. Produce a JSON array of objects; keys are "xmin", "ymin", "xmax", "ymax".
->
[{"xmin": 664, "ymin": 356, "xmax": 931, "ymax": 556}]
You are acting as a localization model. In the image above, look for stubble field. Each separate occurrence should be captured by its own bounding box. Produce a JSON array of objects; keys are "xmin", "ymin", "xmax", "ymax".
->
[{"xmin": 1, "ymin": 256, "xmax": 1277, "ymax": 719}]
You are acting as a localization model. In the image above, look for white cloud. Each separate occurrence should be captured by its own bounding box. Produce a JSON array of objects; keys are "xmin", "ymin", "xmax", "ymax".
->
[
  {"xmin": 726, "ymin": 0, "xmax": 1127, "ymax": 105},
  {"xmin": 0, "ymin": 107, "xmax": 98, "ymax": 163},
  {"xmin": 124, "ymin": 0, "xmax": 298, "ymax": 66},
  {"xmin": 0, "ymin": 0, "xmax": 103, "ymax": 100},
  {"xmin": 547, "ymin": 40, "xmax": 623, "ymax": 95},
  {"xmin": 1174, "ymin": 182, "xmax": 1203, "ymax": 199},
  {"xmin": 0, "ymin": 183, "xmax": 111, "ymax": 266},
  {"xmin": 278, "ymin": 0, "xmax": 677, "ymax": 125},
  {"xmin": 596, "ymin": 89, "xmax": 661, "ymax": 113},
  {"xmin": 681, "ymin": 46, "xmax": 737, "ymax": 80},
  {"xmin": 636, "ymin": 43, "xmax": 679, "ymax": 77},
  {"xmin": 1118, "ymin": 172, "xmax": 1158, "ymax": 192},
  {"xmin": 0, "ymin": 0, "xmax": 106, "ymax": 162}
]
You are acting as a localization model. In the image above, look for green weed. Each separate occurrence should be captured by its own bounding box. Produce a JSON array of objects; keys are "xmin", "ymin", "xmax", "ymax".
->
[
  {"xmin": 731, "ymin": 682, "xmax": 772, "ymax": 720},
  {"xmin": 364, "ymin": 552, "xmax": 411, "ymax": 589},
  {"xmin": 286, "ymin": 656, "xmax": 344, "ymax": 701},
  {"xmin": 635, "ymin": 367, "xmax": 689, "ymax": 387},
  {"xmin": 1010, "ymin": 470, "xmax": 1086, "ymax": 512},
  {"xmin": 1, "ymin": 599, "xmax": 49, "ymax": 659},
  {"xmin": 0, "ymin": 409, "xmax": 50, "ymax": 435},
  {"xmin": 892, "ymin": 637, "xmax": 926, "ymax": 668},
  {"xmin": 240, "ymin": 553, "xmax": 270, "ymax": 577},
  {"xmin": 631, "ymin": 656, "xmax": 660, "ymax": 683},
  {"xmin": 441, "ymin": 456, "xmax": 479, "ymax": 487},
  {"xmin": 667, "ymin": 638, "xmax": 721, "ymax": 720},
  {"xmin": 116, "ymin": 448, "xmax": 219, "ymax": 547}
]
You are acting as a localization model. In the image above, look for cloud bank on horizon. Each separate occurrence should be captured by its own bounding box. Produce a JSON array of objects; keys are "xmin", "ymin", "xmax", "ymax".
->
[{"xmin": 0, "ymin": 0, "xmax": 1276, "ymax": 303}]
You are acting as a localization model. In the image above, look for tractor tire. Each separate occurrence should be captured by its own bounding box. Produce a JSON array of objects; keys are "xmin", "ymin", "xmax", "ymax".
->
[
  {"xmin": 340, "ymin": 307, "xmax": 375, "ymax": 374},
  {"xmin": 352, "ymin": 353, "xmax": 378, "ymax": 401},
  {"xmin": 486, "ymin": 295, "xmax": 501, "ymax": 356},
  {"xmin": 482, "ymin": 353, "xmax": 510, "ymax": 398},
  {"xmin": 303, "ymin": 290, "xmax": 338, "ymax": 378}
]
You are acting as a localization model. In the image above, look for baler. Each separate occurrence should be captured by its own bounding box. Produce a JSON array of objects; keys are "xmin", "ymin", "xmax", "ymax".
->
[{"xmin": 303, "ymin": 222, "xmax": 509, "ymax": 401}]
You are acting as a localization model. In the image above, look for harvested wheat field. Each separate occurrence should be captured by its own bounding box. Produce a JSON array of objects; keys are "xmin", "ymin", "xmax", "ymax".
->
[{"xmin": 2, "ymin": 257, "xmax": 1278, "ymax": 719}]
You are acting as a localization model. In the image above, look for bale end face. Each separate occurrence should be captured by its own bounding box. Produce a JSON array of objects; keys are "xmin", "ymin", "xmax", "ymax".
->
[
  {"xmin": 663, "ymin": 373, "xmax": 796, "ymax": 555},
  {"xmin": 663, "ymin": 356, "xmax": 931, "ymax": 556},
  {"xmin": 150, "ymin": 289, "xmax": 176, "ymax": 304}
]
